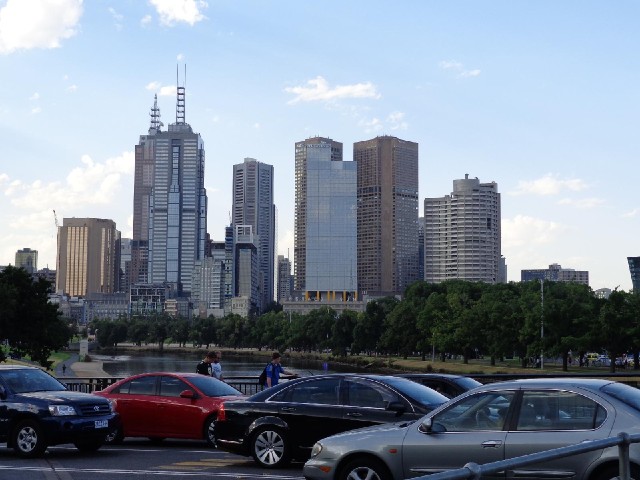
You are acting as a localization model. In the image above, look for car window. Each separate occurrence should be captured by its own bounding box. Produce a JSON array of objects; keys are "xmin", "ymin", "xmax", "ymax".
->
[
  {"xmin": 124, "ymin": 376, "xmax": 157, "ymax": 395},
  {"xmin": 346, "ymin": 378, "xmax": 400, "ymax": 409},
  {"xmin": 434, "ymin": 391, "xmax": 514, "ymax": 431},
  {"xmin": 0, "ymin": 368, "xmax": 67, "ymax": 393},
  {"xmin": 380, "ymin": 376, "xmax": 448, "ymax": 407},
  {"xmin": 160, "ymin": 376, "xmax": 190, "ymax": 397},
  {"xmin": 517, "ymin": 390, "xmax": 606, "ymax": 431},
  {"xmin": 188, "ymin": 375, "xmax": 243, "ymax": 397},
  {"xmin": 273, "ymin": 378, "xmax": 341, "ymax": 405}
]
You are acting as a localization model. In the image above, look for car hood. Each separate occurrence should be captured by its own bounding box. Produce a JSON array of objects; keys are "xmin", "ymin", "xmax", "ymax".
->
[{"xmin": 20, "ymin": 391, "xmax": 108, "ymax": 403}]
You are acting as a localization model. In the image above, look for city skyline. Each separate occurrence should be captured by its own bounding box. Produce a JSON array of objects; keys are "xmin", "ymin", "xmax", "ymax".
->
[{"xmin": 1, "ymin": 1, "xmax": 639, "ymax": 292}]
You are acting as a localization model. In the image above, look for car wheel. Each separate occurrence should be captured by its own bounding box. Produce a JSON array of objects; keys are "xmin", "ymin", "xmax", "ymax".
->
[
  {"xmin": 13, "ymin": 420, "xmax": 47, "ymax": 458},
  {"xmin": 204, "ymin": 416, "xmax": 217, "ymax": 447},
  {"xmin": 74, "ymin": 439, "xmax": 103, "ymax": 452},
  {"xmin": 339, "ymin": 457, "xmax": 391, "ymax": 480},
  {"xmin": 251, "ymin": 426, "xmax": 290, "ymax": 468},
  {"xmin": 593, "ymin": 464, "xmax": 640, "ymax": 480},
  {"xmin": 104, "ymin": 426, "xmax": 124, "ymax": 445}
]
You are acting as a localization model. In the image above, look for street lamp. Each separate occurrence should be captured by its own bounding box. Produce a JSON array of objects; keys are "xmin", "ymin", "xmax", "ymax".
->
[{"xmin": 540, "ymin": 278, "xmax": 544, "ymax": 370}]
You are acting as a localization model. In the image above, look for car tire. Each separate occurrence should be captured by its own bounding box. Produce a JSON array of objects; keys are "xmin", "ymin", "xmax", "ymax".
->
[
  {"xmin": 104, "ymin": 426, "xmax": 124, "ymax": 445},
  {"xmin": 204, "ymin": 416, "xmax": 216, "ymax": 447},
  {"xmin": 74, "ymin": 439, "xmax": 103, "ymax": 452},
  {"xmin": 338, "ymin": 457, "xmax": 391, "ymax": 480},
  {"xmin": 593, "ymin": 464, "xmax": 640, "ymax": 480},
  {"xmin": 250, "ymin": 426, "xmax": 291, "ymax": 468},
  {"xmin": 13, "ymin": 419, "xmax": 47, "ymax": 458}
]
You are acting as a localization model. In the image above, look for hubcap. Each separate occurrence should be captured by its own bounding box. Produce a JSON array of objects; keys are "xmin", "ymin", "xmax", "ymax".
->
[
  {"xmin": 18, "ymin": 427, "xmax": 37, "ymax": 452},
  {"xmin": 255, "ymin": 430, "xmax": 284, "ymax": 465}
]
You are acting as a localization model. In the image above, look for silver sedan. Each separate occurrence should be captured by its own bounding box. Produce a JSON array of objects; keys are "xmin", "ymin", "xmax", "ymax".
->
[{"xmin": 303, "ymin": 378, "xmax": 640, "ymax": 480}]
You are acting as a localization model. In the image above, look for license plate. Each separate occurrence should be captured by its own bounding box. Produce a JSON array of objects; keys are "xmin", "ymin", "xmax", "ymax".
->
[{"xmin": 94, "ymin": 420, "xmax": 108, "ymax": 429}]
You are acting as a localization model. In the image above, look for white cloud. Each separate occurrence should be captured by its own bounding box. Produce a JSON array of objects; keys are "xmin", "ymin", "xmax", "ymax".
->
[
  {"xmin": 29, "ymin": 92, "xmax": 40, "ymax": 101},
  {"xmin": 0, "ymin": 0, "xmax": 83, "ymax": 54},
  {"xmin": 140, "ymin": 14, "xmax": 152, "ymax": 26},
  {"xmin": 66, "ymin": 84, "xmax": 78, "ymax": 93},
  {"xmin": 510, "ymin": 174, "xmax": 588, "ymax": 196},
  {"xmin": 149, "ymin": 0, "xmax": 207, "ymax": 26},
  {"xmin": 146, "ymin": 81, "xmax": 162, "ymax": 91},
  {"xmin": 358, "ymin": 117, "xmax": 383, "ymax": 134},
  {"xmin": 31, "ymin": 107, "xmax": 42, "ymax": 114},
  {"xmin": 622, "ymin": 208, "xmax": 639, "ymax": 218},
  {"xmin": 557, "ymin": 197, "xmax": 604, "ymax": 209},
  {"xmin": 253, "ymin": 123, "xmax": 260, "ymax": 129},
  {"xmin": 177, "ymin": 53, "xmax": 184, "ymax": 61},
  {"xmin": 502, "ymin": 214, "xmax": 565, "ymax": 249},
  {"xmin": 108, "ymin": 7, "xmax": 124, "ymax": 30},
  {"xmin": 285, "ymin": 76, "xmax": 381, "ymax": 104},
  {"xmin": 387, "ymin": 111, "xmax": 408, "ymax": 130},
  {"xmin": 145, "ymin": 81, "xmax": 176, "ymax": 97},
  {"xmin": 438, "ymin": 59, "xmax": 481, "ymax": 79}
]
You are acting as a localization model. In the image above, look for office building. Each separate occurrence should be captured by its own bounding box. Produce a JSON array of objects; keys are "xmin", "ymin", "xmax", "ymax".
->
[
  {"xmin": 294, "ymin": 137, "xmax": 357, "ymax": 300},
  {"xmin": 119, "ymin": 238, "xmax": 132, "ymax": 293},
  {"xmin": 232, "ymin": 158, "xmax": 276, "ymax": 311},
  {"xmin": 277, "ymin": 255, "xmax": 293, "ymax": 302},
  {"xmin": 521, "ymin": 263, "xmax": 589, "ymax": 285},
  {"xmin": 354, "ymin": 135, "xmax": 419, "ymax": 296},
  {"xmin": 15, "ymin": 248, "xmax": 38, "ymax": 274},
  {"xmin": 191, "ymin": 243, "xmax": 226, "ymax": 318},
  {"xmin": 55, "ymin": 218, "xmax": 120, "ymax": 297},
  {"xmin": 629, "ymin": 257, "xmax": 640, "ymax": 292},
  {"xmin": 234, "ymin": 225, "xmax": 260, "ymax": 316},
  {"xmin": 424, "ymin": 174, "xmax": 501, "ymax": 284},
  {"xmin": 135, "ymin": 82, "xmax": 207, "ymax": 296}
]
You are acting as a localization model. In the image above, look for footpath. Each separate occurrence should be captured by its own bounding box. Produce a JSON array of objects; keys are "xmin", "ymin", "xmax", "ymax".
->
[{"xmin": 57, "ymin": 353, "xmax": 111, "ymax": 378}]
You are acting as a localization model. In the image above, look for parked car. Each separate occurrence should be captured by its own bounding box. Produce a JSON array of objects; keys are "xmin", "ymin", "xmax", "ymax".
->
[
  {"xmin": 214, "ymin": 373, "xmax": 449, "ymax": 468},
  {"xmin": 396, "ymin": 373, "xmax": 482, "ymax": 398},
  {"xmin": 0, "ymin": 365, "xmax": 119, "ymax": 458},
  {"xmin": 304, "ymin": 378, "xmax": 640, "ymax": 480},
  {"xmin": 94, "ymin": 372, "xmax": 244, "ymax": 446}
]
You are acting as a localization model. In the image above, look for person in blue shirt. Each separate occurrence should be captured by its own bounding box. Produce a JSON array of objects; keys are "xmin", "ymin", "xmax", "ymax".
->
[{"xmin": 265, "ymin": 352, "xmax": 296, "ymax": 387}]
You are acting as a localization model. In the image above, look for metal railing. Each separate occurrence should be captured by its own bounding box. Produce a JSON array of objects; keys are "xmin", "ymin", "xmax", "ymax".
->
[{"xmin": 417, "ymin": 432, "xmax": 640, "ymax": 480}]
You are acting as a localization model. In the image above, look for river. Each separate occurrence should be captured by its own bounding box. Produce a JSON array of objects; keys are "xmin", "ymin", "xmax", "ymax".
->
[{"xmin": 93, "ymin": 351, "xmax": 363, "ymax": 378}]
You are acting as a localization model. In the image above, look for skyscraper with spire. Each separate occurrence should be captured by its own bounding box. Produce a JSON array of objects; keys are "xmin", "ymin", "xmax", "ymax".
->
[{"xmin": 131, "ymin": 71, "xmax": 208, "ymax": 296}]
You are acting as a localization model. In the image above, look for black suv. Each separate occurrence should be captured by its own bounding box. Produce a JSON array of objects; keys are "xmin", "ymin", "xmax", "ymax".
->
[{"xmin": 0, "ymin": 365, "xmax": 120, "ymax": 457}]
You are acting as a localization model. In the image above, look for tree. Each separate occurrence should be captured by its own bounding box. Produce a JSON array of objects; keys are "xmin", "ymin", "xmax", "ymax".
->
[
  {"xmin": 0, "ymin": 266, "xmax": 72, "ymax": 368},
  {"xmin": 331, "ymin": 310, "xmax": 358, "ymax": 356},
  {"xmin": 352, "ymin": 297, "xmax": 397, "ymax": 355}
]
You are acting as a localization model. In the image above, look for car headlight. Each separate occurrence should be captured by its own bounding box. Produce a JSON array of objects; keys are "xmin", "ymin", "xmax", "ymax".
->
[
  {"xmin": 310, "ymin": 442, "xmax": 323, "ymax": 458},
  {"xmin": 106, "ymin": 399, "xmax": 116, "ymax": 413},
  {"xmin": 49, "ymin": 405, "xmax": 78, "ymax": 416}
]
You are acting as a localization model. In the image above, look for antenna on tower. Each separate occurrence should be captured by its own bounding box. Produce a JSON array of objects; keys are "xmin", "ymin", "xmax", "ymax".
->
[
  {"xmin": 176, "ymin": 64, "xmax": 186, "ymax": 124},
  {"xmin": 149, "ymin": 94, "xmax": 163, "ymax": 133}
]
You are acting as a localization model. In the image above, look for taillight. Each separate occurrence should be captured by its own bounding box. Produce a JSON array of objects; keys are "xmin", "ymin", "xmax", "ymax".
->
[{"xmin": 217, "ymin": 403, "xmax": 226, "ymax": 422}]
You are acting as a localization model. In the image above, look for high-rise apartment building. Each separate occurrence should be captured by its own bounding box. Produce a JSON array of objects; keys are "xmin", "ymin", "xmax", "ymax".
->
[
  {"xmin": 232, "ymin": 158, "xmax": 275, "ymax": 312},
  {"xmin": 15, "ymin": 248, "xmax": 38, "ymax": 274},
  {"xmin": 354, "ymin": 135, "xmax": 420, "ymax": 296},
  {"xmin": 55, "ymin": 218, "xmax": 120, "ymax": 296},
  {"xmin": 628, "ymin": 257, "xmax": 640, "ymax": 292},
  {"xmin": 132, "ymin": 83, "xmax": 208, "ymax": 296},
  {"xmin": 293, "ymin": 137, "xmax": 357, "ymax": 300},
  {"xmin": 521, "ymin": 263, "xmax": 589, "ymax": 285},
  {"xmin": 424, "ymin": 174, "xmax": 501, "ymax": 284},
  {"xmin": 277, "ymin": 255, "xmax": 293, "ymax": 302}
]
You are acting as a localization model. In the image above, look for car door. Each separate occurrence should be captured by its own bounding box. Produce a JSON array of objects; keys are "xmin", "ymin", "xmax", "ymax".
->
[
  {"xmin": 402, "ymin": 390, "xmax": 516, "ymax": 480},
  {"xmin": 112, "ymin": 375, "xmax": 159, "ymax": 436},
  {"xmin": 503, "ymin": 389, "xmax": 611, "ymax": 480},
  {"xmin": 155, "ymin": 375, "xmax": 203, "ymax": 438},
  {"xmin": 272, "ymin": 377, "xmax": 344, "ymax": 451},
  {"xmin": 341, "ymin": 377, "xmax": 419, "ymax": 430}
]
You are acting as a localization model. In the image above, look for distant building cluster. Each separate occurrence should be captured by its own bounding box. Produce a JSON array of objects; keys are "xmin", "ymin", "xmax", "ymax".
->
[{"xmin": 4, "ymin": 74, "xmax": 637, "ymax": 323}]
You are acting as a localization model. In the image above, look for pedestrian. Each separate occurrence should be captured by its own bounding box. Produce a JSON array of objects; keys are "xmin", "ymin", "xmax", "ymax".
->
[
  {"xmin": 62, "ymin": 364, "xmax": 67, "ymax": 375},
  {"xmin": 211, "ymin": 351, "xmax": 223, "ymax": 381},
  {"xmin": 196, "ymin": 351, "xmax": 216, "ymax": 376},
  {"xmin": 264, "ymin": 352, "xmax": 296, "ymax": 388}
]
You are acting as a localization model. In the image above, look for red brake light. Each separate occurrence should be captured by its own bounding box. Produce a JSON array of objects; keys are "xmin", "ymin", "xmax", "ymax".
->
[{"xmin": 217, "ymin": 403, "xmax": 226, "ymax": 422}]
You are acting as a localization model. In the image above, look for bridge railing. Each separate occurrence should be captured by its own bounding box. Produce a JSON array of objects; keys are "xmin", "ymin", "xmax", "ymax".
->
[{"xmin": 416, "ymin": 432, "xmax": 640, "ymax": 480}]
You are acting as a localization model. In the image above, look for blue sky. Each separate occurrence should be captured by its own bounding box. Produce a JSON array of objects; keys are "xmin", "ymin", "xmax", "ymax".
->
[{"xmin": 0, "ymin": 0, "xmax": 638, "ymax": 291}]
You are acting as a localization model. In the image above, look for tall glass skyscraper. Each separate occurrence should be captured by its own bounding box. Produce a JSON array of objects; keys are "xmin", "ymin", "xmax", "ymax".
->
[
  {"xmin": 628, "ymin": 257, "xmax": 640, "ymax": 292},
  {"xmin": 133, "ymin": 84, "xmax": 207, "ymax": 296},
  {"xmin": 232, "ymin": 158, "xmax": 275, "ymax": 311},
  {"xmin": 354, "ymin": 135, "xmax": 419, "ymax": 296},
  {"xmin": 294, "ymin": 137, "xmax": 357, "ymax": 299}
]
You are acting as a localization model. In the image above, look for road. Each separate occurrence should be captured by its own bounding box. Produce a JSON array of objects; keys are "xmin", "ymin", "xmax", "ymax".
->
[{"xmin": 0, "ymin": 439, "xmax": 306, "ymax": 480}]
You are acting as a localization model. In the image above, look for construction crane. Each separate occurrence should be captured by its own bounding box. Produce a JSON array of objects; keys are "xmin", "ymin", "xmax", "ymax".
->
[{"xmin": 53, "ymin": 209, "xmax": 60, "ymax": 229}]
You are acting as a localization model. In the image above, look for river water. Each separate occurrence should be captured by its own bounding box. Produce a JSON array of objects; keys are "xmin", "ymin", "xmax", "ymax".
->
[{"xmin": 93, "ymin": 351, "xmax": 361, "ymax": 378}]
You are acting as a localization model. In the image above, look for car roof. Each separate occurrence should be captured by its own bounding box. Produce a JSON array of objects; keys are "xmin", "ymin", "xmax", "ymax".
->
[
  {"xmin": 0, "ymin": 365, "xmax": 38, "ymax": 371},
  {"xmin": 480, "ymin": 377, "xmax": 613, "ymax": 389},
  {"xmin": 398, "ymin": 373, "xmax": 472, "ymax": 380}
]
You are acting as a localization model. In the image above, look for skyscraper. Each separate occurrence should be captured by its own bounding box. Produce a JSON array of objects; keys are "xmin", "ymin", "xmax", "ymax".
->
[
  {"xmin": 133, "ymin": 79, "xmax": 208, "ymax": 296},
  {"xmin": 294, "ymin": 137, "xmax": 357, "ymax": 299},
  {"xmin": 55, "ymin": 218, "xmax": 120, "ymax": 296},
  {"xmin": 232, "ymin": 158, "xmax": 275, "ymax": 311},
  {"xmin": 277, "ymin": 255, "xmax": 292, "ymax": 302},
  {"xmin": 424, "ymin": 174, "xmax": 501, "ymax": 284},
  {"xmin": 354, "ymin": 135, "xmax": 419, "ymax": 296},
  {"xmin": 15, "ymin": 248, "xmax": 38, "ymax": 274},
  {"xmin": 627, "ymin": 257, "xmax": 640, "ymax": 292}
]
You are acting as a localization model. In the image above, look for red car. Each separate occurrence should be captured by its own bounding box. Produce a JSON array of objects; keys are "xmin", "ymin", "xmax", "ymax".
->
[{"xmin": 94, "ymin": 372, "xmax": 244, "ymax": 446}]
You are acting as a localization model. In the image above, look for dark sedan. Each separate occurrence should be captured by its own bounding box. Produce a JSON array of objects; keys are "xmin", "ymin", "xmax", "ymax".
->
[
  {"xmin": 214, "ymin": 373, "xmax": 449, "ymax": 468},
  {"xmin": 94, "ymin": 372, "xmax": 244, "ymax": 446},
  {"xmin": 397, "ymin": 373, "xmax": 482, "ymax": 399}
]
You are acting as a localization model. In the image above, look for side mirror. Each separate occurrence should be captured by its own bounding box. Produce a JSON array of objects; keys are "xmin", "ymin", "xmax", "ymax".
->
[
  {"xmin": 419, "ymin": 416, "xmax": 446, "ymax": 434},
  {"xmin": 179, "ymin": 389, "xmax": 196, "ymax": 399}
]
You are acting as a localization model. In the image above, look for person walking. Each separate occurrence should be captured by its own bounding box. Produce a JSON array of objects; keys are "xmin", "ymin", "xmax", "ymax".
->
[
  {"xmin": 211, "ymin": 351, "xmax": 223, "ymax": 381},
  {"xmin": 196, "ymin": 351, "xmax": 215, "ymax": 376},
  {"xmin": 264, "ymin": 352, "xmax": 296, "ymax": 388}
]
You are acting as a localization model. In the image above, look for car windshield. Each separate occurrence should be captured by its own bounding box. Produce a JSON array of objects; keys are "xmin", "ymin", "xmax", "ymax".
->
[
  {"xmin": 188, "ymin": 376, "xmax": 243, "ymax": 397},
  {"xmin": 601, "ymin": 382, "xmax": 640, "ymax": 412},
  {"xmin": 0, "ymin": 368, "xmax": 67, "ymax": 393},
  {"xmin": 377, "ymin": 376, "xmax": 448, "ymax": 406}
]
